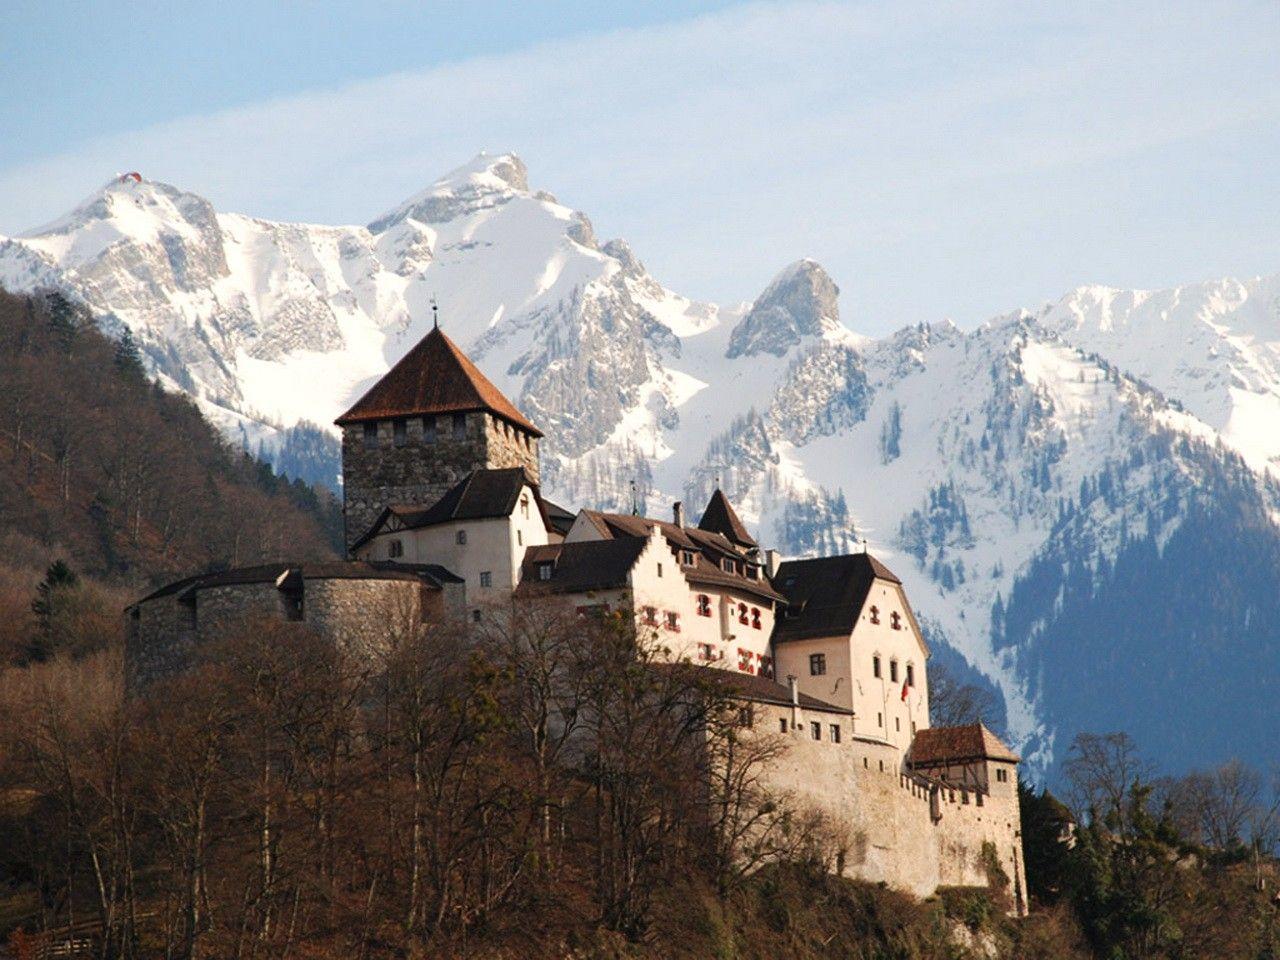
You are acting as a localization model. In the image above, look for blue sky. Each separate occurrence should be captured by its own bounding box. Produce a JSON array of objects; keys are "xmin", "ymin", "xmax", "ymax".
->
[{"xmin": 3, "ymin": 0, "xmax": 1279, "ymax": 334}]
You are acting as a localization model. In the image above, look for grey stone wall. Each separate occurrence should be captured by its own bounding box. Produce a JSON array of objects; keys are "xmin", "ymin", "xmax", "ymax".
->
[
  {"xmin": 127, "ymin": 574, "xmax": 468, "ymax": 686},
  {"xmin": 341, "ymin": 412, "xmax": 540, "ymax": 550}
]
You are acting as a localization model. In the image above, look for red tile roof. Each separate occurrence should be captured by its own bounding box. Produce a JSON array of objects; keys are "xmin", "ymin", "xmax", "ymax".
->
[
  {"xmin": 335, "ymin": 326, "xmax": 542, "ymax": 435},
  {"xmin": 908, "ymin": 723, "xmax": 1020, "ymax": 765}
]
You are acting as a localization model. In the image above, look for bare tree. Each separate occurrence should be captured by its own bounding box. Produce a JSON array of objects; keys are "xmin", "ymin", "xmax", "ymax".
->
[
  {"xmin": 1063, "ymin": 732, "xmax": 1150, "ymax": 831},
  {"xmin": 927, "ymin": 659, "xmax": 999, "ymax": 728}
]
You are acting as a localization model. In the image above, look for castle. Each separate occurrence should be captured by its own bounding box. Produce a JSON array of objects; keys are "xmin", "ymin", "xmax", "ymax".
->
[{"xmin": 127, "ymin": 323, "xmax": 1026, "ymax": 911}]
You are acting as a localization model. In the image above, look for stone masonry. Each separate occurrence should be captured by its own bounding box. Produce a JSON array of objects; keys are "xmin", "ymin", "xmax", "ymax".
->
[{"xmin": 341, "ymin": 411, "xmax": 540, "ymax": 549}]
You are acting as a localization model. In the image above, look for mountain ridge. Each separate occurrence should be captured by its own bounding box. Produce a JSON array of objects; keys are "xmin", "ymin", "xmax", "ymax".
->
[{"xmin": 3, "ymin": 154, "xmax": 1279, "ymax": 777}]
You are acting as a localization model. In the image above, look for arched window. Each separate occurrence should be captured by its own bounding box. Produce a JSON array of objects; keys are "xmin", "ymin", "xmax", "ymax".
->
[
  {"xmin": 696, "ymin": 594, "xmax": 712, "ymax": 617},
  {"xmin": 750, "ymin": 607, "xmax": 761, "ymax": 629},
  {"xmin": 737, "ymin": 603, "xmax": 748, "ymax": 625},
  {"xmin": 869, "ymin": 605, "xmax": 880, "ymax": 624},
  {"xmin": 890, "ymin": 611, "xmax": 902, "ymax": 630}
]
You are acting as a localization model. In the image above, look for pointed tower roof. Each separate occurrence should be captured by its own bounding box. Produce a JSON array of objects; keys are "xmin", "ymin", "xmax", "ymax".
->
[
  {"xmin": 697, "ymin": 489, "xmax": 756, "ymax": 549},
  {"xmin": 335, "ymin": 326, "xmax": 542, "ymax": 435}
]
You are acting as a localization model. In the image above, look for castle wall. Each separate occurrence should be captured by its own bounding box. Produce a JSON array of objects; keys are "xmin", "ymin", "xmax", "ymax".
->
[
  {"xmin": 747, "ymin": 701, "xmax": 1026, "ymax": 912},
  {"xmin": 127, "ymin": 575, "xmax": 464, "ymax": 687},
  {"xmin": 341, "ymin": 412, "xmax": 540, "ymax": 550}
]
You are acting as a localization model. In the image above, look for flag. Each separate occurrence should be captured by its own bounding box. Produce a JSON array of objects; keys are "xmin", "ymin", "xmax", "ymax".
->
[{"xmin": 901, "ymin": 679, "xmax": 910, "ymax": 702}]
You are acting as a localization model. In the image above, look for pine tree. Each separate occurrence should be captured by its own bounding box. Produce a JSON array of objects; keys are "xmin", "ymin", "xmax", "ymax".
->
[
  {"xmin": 114, "ymin": 326, "xmax": 146, "ymax": 383},
  {"xmin": 27, "ymin": 559, "xmax": 79, "ymax": 662}
]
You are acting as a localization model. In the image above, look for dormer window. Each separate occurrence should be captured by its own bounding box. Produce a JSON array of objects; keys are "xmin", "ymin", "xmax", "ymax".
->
[
  {"xmin": 536, "ymin": 560, "xmax": 554, "ymax": 581},
  {"xmin": 890, "ymin": 611, "xmax": 902, "ymax": 630},
  {"xmin": 869, "ymin": 605, "xmax": 880, "ymax": 624},
  {"xmin": 722, "ymin": 558, "xmax": 734, "ymax": 573},
  {"xmin": 681, "ymin": 550, "xmax": 695, "ymax": 566},
  {"xmin": 362, "ymin": 422, "xmax": 378, "ymax": 449}
]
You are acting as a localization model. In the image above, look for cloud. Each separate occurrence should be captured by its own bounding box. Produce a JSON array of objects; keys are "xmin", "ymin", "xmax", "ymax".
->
[{"xmin": 3, "ymin": 0, "xmax": 1280, "ymax": 331}]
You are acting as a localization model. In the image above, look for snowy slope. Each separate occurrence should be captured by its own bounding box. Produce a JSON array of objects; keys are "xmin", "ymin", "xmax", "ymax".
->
[{"xmin": 4, "ymin": 155, "xmax": 1280, "ymax": 774}]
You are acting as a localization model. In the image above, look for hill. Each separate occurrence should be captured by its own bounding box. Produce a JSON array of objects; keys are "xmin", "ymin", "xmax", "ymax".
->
[{"xmin": 0, "ymin": 288, "xmax": 340, "ymax": 658}]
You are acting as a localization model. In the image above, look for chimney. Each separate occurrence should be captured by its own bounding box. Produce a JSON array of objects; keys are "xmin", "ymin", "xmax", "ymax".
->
[
  {"xmin": 765, "ymin": 548, "xmax": 780, "ymax": 578},
  {"xmin": 673, "ymin": 501, "xmax": 685, "ymax": 528},
  {"xmin": 787, "ymin": 674, "xmax": 801, "ymax": 732}
]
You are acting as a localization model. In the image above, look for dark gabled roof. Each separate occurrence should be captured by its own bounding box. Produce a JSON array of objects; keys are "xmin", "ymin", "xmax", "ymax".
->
[
  {"xmin": 543, "ymin": 499, "xmax": 576, "ymax": 537},
  {"xmin": 515, "ymin": 539, "xmax": 648, "ymax": 595},
  {"xmin": 352, "ymin": 468, "xmax": 546, "ymax": 550},
  {"xmin": 575, "ymin": 510, "xmax": 783, "ymax": 603},
  {"xmin": 908, "ymin": 723, "xmax": 1020, "ymax": 766},
  {"xmin": 652, "ymin": 663, "xmax": 850, "ymax": 715},
  {"xmin": 697, "ymin": 489, "xmax": 757, "ymax": 548},
  {"xmin": 335, "ymin": 326, "xmax": 542, "ymax": 435},
  {"xmin": 133, "ymin": 560, "xmax": 463, "ymax": 607},
  {"xmin": 771, "ymin": 552, "xmax": 903, "ymax": 642}
]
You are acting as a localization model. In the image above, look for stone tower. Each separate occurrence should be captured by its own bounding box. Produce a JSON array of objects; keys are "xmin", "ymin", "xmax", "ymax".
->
[{"xmin": 335, "ymin": 326, "xmax": 542, "ymax": 551}]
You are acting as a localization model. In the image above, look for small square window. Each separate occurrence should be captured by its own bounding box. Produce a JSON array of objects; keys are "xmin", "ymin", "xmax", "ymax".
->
[
  {"xmin": 830, "ymin": 724, "xmax": 841, "ymax": 743},
  {"xmin": 809, "ymin": 653, "xmax": 826, "ymax": 676},
  {"xmin": 810, "ymin": 722, "xmax": 821, "ymax": 741},
  {"xmin": 456, "ymin": 530, "xmax": 467, "ymax": 545},
  {"xmin": 537, "ymin": 561, "xmax": 554, "ymax": 581},
  {"xmin": 479, "ymin": 571, "xmax": 492, "ymax": 588}
]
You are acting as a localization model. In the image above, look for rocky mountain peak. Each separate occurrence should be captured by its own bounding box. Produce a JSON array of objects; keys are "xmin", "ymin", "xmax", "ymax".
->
[
  {"xmin": 725, "ymin": 258, "xmax": 841, "ymax": 359},
  {"xmin": 368, "ymin": 152, "xmax": 531, "ymax": 233}
]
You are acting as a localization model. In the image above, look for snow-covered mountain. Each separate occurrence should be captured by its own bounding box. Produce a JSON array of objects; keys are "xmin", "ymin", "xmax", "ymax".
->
[{"xmin": 4, "ymin": 154, "xmax": 1280, "ymax": 778}]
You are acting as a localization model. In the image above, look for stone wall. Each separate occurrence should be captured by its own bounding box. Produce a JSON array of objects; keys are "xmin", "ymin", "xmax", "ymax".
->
[
  {"xmin": 749, "ymin": 701, "xmax": 1026, "ymax": 913},
  {"xmin": 127, "ymin": 574, "xmax": 468, "ymax": 686},
  {"xmin": 341, "ymin": 412, "xmax": 540, "ymax": 550}
]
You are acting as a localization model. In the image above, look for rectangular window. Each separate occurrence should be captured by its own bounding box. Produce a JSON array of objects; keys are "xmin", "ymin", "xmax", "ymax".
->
[
  {"xmin": 452, "ymin": 413, "xmax": 467, "ymax": 440},
  {"xmin": 664, "ymin": 611, "xmax": 679, "ymax": 631},
  {"xmin": 456, "ymin": 530, "xmax": 467, "ymax": 545},
  {"xmin": 362, "ymin": 422, "xmax": 378, "ymax": 449},
  {"xmin": 895, "ymin": 717, "xmax": 900, "ymax": 732},
  {"xmin": 779, "ymin": 718, "xmax": 788, "ymax": 734},
  {"xmin": 472, "ymin": 609, "xmax": 481, "ymax": 623},
  {"xmin": 890, "ymin": 660, "xmax": 899, "ymax": 683},
  {"xmin": 388, "ymin": 539, "xmax": 404, "ymax": 559},
  {"xmin": 906, "ymin": 663, "xmax": 915, "ymax": 687},
  {"xmin": 809, "ymin": 653, "xmax": 826, "ymax": 676},
  {"xmin": 537, "ymin": 561, "xmax": 554, "ymax": 581},
  {"xmin": 873, "ymin": 655, "xmax": 882, "ymax": 678},
  {"xmin": 424, "ymin": 417, "xmax": 437, "ymax": 443},
  {"xmin": 393, "ymin": 419, "xmax": 407, "ymax": 447},
  {"xmin": 479, "ymin": 571, "xmax": 492, "ymax": 588},
  {"xmin": 681, "ymin": 550, "xmax": 695, "ymax": 565},
  {"xmin": 699, "ymin": 643, "xmax": 714, "ymax": 661},
  {"xmin": 517, "ymin": 530, "xmax": 523, "ymax": 546},
  {"xmin": 520, "ymin": 495, "xmax": 530, "ymax": 519},
  {"xmin": 722, "ymin": 558, "xmax": 734, "ymax": 573},
  {"xmin": 642, "ymin": 606, "xmax": 658, "ymax": 625},
  {"xmin": 830, "ymin": 724, "xmax": 841, "ymax": 743},
  {"xmin": 737, "ymin": 706, "xmax": 753, "ymax": 727},
  {"xmin": 877, "ymin": 712, "xmax": 883, "ymax": 728},
  {"xmin": 810, "ymin": 722, "xmax": 821, "ymax": 741},
  {"xmin": 657, "ymin": 562, "xmax": 663, "ymax": 578}
]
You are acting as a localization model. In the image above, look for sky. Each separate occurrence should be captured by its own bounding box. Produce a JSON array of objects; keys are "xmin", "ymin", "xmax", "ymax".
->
[{"xmin": 2, "ymin": 0, "xmax": 1280, "ymax": 335}]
